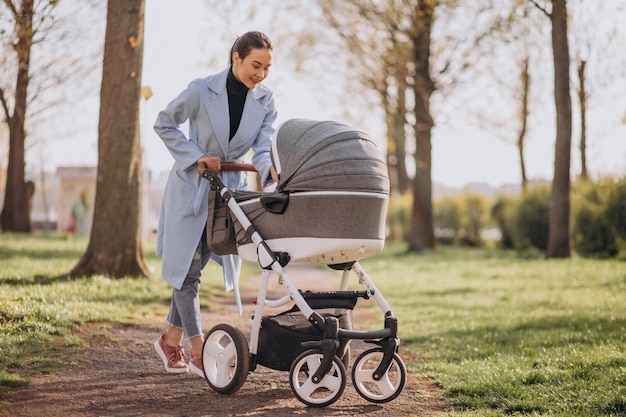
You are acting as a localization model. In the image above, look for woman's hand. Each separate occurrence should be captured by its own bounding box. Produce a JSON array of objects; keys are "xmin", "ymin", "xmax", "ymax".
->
[
  {"xmin": 270, "ymin": 166, "xmax": 279, "ymax": 183},
  {"xmin": 197, "ymin": 155, "xmax": 221, "ymax": 176}
]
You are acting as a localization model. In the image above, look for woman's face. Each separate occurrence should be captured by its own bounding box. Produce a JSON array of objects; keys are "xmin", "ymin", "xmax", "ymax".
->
[{"xmin": 232, "ymin": 48, "xmax": 273, "ymax": 89}]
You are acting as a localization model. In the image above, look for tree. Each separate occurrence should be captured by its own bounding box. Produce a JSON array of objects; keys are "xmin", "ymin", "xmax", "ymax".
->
[
  {"xmin": 315, "ymin": 0, "xmax": 439, "ymax": 249},
  {"xmin": 532, "ymin": 0, "xmax": 572, "ymax": 258},
  {"xmin": 468, "ymin": 1, "xmax": 550, "ymax": 194},
  {"xmin": 408, "ymin": 0, "xmax": 437, "ymax": 250},
  {"xmin": 69, "ymin": 0, "xmax": 149, "ymax": 278},
  {"xmin": 570, "ymin": 1, "xmax": 626, "ymax": 181},
  {"xmin": 0, "ymin": 0, "xmax": 38, "ymax": 232},
  {"xmin": 314, "ymin": 0, "xmax": 413, "ymax": 193},
  {"xmin": 0, "ymin": 0, "xmax": 102, "ymax": 233}
]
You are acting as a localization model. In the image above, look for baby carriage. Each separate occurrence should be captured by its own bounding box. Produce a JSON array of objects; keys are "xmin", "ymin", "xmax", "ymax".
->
[{"xmin": 201, "ymin": 119, "xmax": 406, "ymax": 407}]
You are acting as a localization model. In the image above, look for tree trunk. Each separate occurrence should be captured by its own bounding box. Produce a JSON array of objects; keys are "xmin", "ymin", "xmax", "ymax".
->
[
  {"xmin": 577, "ymin": 59, "xmax": 588, "ymax": 180},
  {"xmin": 546, "ymin": 0, "xmax": 572, "ymax": 258},
  {"xmin": 69, "ymin": 0, "xmax": 149, "ymax": 278},
  {"xmin": 393, "ymin": 68, "xmax": 411, "ymax": 194},
  {"xmin": 0, "ymin": 0, "xmax": 34, "ymax": 233},
  {"xmin": 517, "ymin": 56, "xmax": 530, "ymax": 193},
  {"xmin": 408, "ymin": 1, "xmax": 436, "ymax": 250}
]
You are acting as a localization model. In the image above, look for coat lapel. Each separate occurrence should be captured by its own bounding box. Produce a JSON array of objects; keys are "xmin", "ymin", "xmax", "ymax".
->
[
  {"xmin": 203, "ymin": 69, "xmax": 269, "ymax": 158},
  {"xmin": 204, "ymin": 94, "xmax": 229, "ymax": 156},
  {"xmin": 204, "ymin": 69, "xmax": 230, "ymax": 156},
  {"xmin": 229, "ymin": 88, "xmax": 267, "ymax": 147}
]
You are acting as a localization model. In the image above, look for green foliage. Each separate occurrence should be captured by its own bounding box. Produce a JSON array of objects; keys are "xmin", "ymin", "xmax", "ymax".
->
[
  {"xmin": 434, "ymin": 193, "xmax": 491, "ymax": 247},
  {"xmin": 434, "ymin": 195, "xmax": 462, "ymax": 245},
  {"xmin": 573, "ymin": 203, "xmax": 618, "ymax": 257},
  {"xmin": 386, "ymin": 192, "xmax": 412, "ymax": 241},
  {"xmin": 490, "ymin": 195, "xmax": 515, "ymax": 249},
  {"xmin": 605, "ymin": 179, "xmax": 626, "ymax": 240},
  {"xmin": 361, "ymin": 243, "xmax": 626, "ymax": 416},
  {"xmin": 458, "ymin": 193, "xmax": 490, "ymax": 247},
  {"xmin": 510, "ymin": 185, "xmax": 550, "ymax": 251},
  {"xmin": 572, "ymin": 179, "xmax": 619, "ymax": 258}
]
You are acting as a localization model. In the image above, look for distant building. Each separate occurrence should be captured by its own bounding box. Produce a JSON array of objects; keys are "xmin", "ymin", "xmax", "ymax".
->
[
  {"xmin": 55, "ymin": 166, "xmax": 158, "ymax": 239},
  {"xmin": 57, "ymin": 167, "xmax": 96, "ymax": 235}
]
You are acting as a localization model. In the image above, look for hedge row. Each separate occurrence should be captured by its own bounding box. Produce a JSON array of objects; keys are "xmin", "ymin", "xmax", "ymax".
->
[{"xmin": 386, "ymin": 176, "xmax": 626, "ymax": 258}]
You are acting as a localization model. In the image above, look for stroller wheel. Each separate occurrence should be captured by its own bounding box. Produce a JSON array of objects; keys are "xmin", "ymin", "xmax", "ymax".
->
[
  {"xmin": 289, "ymin": 349, "xmax": 347, "ymax": 407},
  {"xmin": 202, "ymin": 323, "xmax": 249, "ymax": 394},
  {"xmin": 351, "ymin": 348, "xmax": 406, "ymax": 403}
]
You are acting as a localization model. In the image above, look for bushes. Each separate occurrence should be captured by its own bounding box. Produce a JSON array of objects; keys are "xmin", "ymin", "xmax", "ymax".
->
[
  {"xmin": 605, "ymin": 179, "xmax": 626, "ymax": 238},
  {"xmin": 573, "ymin": 203, "xmax": 618, "ymax": 257},
  {"xmin": 572, "ymin": 178, "xmax": 624, "ymax": 257},
  {"xmin": 491, "ymin": 196, "xmax": 515, "ymax": 249},
  {"xmin": 392, "ymin": 176, "xmax": 625, "ymax": 257},
  {"xmin": 510, "ymin": 186, "xmax": 551, "ymax": 251},
  {"xmin": 434, "ymin": 195, "xmax": 462, "ymax": 245},
  {"xmin": 434, "ymin": 193, "xmax": 490, "ymax": 246}
]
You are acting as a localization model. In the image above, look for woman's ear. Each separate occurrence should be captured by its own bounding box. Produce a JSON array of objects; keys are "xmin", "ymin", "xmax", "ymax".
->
[{"xmin": 232, "ymin": 51, "xmax": 240, "ymax": 66}]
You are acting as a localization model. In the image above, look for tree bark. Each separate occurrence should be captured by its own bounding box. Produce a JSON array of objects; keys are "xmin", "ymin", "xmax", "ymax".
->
[
  {"xmin": 517, "ymin": 56, "xmax": 530, "ymax": 193},
  {"xmin": 384, "ymin": 65, "xmax": 411, "ymax": 195},
  {"xmin": 546, "ymin": 0, "xmax": 572, "ymax": 258},
  {"xmin": 408, "ymin": 0, "xmax": 436, "ymax": 250},
  {"xmin": 577, "ymin": 59, "xmax": 587, "ymax": 180},
  {"xmin": 0, "ymin": 0, "xmax": 34, "ymax": 233},
  {"xmin": 69, "ymin": 0, "xmax": 149, "ymax": 278},
  {"xmin": 393, "ymin": 63, "xmax": 411, "ymax": 194}
]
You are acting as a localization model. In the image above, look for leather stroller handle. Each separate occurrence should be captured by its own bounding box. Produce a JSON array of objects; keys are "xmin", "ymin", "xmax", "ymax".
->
[{"xmin": 220, "ymin": 162, "xmax": 257, "ymax": 172}]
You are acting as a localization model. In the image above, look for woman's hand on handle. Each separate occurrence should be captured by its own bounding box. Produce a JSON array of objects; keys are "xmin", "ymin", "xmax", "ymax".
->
[
  {"xmin": 197, "ymin": 155, "xmax": 221, "ymax": 176},
  {"xmin": 270, "ymin": 166, "xmax": 278, "ymax": 183}
]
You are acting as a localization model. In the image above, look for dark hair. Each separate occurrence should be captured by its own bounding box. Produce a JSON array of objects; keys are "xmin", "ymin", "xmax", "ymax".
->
[{"xmin": 229, "ymin": 31, "xmax": 273, "ymax": 66}]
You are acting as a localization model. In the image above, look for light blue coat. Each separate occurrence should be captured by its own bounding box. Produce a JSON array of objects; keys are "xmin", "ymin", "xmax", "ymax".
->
[{"xmin": 154, "ymin": 67, "xmax": 277, "ymax": 291}]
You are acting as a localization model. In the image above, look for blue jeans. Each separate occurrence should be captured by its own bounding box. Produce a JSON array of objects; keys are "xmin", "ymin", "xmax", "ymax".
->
[{"xmin": 166, "ymin": 229, "xmax": 211, "ymax": 340}]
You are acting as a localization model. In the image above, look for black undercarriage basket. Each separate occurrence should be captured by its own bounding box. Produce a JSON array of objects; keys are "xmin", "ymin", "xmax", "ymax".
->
[{"xmin": 254, "ymin": 291, "xmax": 358, "ymax": 371}]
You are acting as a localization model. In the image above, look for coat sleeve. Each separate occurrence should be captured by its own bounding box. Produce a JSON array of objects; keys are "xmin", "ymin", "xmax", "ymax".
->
[
  {"xmin": 153, "ymin": 79, "xmax": 207, "ymax": 172},
  {"xmin": 251, "ymin": 89, "xmax": 278, "ymax": 188}
]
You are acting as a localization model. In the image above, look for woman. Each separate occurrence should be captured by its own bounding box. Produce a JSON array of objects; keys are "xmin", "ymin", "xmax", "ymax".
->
[{"xmin": 153, "ymin": 31, "xmax": 278, "ymax": 377}]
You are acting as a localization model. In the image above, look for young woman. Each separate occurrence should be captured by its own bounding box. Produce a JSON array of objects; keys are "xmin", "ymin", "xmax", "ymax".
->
[{"xmin": 153, "ymin": 31, "xmax": 278, "ymax": 377}]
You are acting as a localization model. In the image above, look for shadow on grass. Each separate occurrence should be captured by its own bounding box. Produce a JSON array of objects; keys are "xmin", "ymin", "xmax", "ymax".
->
[
  {"xmin": 0, "ymin": 273, "xmax": 76, "ymax": 286},
  {"xmin": 405, "ymin": 315, "xmax": 626, "ymax": 360}
]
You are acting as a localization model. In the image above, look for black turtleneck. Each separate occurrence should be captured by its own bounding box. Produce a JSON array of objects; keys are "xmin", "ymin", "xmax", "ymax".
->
[{"xmin": 226, "ymin": 67, "xmax": 248, "ymax": 140}]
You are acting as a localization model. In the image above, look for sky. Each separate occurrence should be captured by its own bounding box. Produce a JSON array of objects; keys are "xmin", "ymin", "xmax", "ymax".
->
[{"xmin": 32, "ymin": 0, "xmax": 626, "ymax": 188}]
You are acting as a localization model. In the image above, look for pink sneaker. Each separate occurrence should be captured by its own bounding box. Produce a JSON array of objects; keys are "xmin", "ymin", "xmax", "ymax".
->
[
  {"xmin": 154, "ymin": 333, "xmax": 188, "ymax": 373},
  {"xmin": 189, "ymin": 354, "xmax": 204, "ymax": 378}
]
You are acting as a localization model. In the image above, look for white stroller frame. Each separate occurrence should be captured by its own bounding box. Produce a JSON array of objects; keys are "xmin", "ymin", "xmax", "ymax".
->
[{"xmin": 200, "ymin": 170, "xmax": 406, "ymax": 408}]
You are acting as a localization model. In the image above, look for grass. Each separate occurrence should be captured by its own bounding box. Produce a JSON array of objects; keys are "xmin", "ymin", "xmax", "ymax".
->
[
  {"xmin": 359, "ymin": 245, "xmax": 626, "ymax": 416},
  {"xmin": 1, "ymin": 233, "xmax": 625, "ymax": 416},
  {"xmin": 0, "ymin": 232, "xmax": 220, "ymax": 405}
]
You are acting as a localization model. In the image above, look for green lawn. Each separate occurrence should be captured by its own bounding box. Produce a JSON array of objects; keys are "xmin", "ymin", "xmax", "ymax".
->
[
  {"xmin": 360, "ymin": 245, "xmax": 626, "ymax": 416},
  {"xmin": 1, "ymin": 233, "xmax": 625, "ymax": 416}
]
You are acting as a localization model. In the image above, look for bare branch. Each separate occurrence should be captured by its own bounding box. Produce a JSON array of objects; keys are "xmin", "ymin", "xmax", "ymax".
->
[
  {"xmin": 3, "ymin": 0, "xmax": 18, "ymax": 18},
  {"xmin": 529, "ymin": 0, "xmax": 550, "ymax": 17}
]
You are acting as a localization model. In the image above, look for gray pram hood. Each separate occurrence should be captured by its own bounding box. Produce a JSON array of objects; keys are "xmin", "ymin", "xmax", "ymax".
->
[{"xmin": 272, "ymin": 119, "xmax": 389, "ymax": 194}]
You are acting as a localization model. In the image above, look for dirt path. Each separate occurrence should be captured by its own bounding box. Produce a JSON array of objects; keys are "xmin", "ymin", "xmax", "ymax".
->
[{"xmin": 2, "ymin": 264, "xmax": 446, "ymax": 417}]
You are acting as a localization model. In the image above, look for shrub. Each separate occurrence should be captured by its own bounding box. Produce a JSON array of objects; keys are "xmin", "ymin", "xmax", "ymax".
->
[
  {"xmin": 491, "ymin": 195, "xmax": 515, "ymax": 249},
  {"xmin": 434, "ymin": 195, "xmax": 461, "ymax": 245},
  {"xmin": 456, "ymin": 193, "xmax": 490, "ymax": 247},
  {"xmin": 605, "ymin": 179, "xmax": 626, "ymax": 240},
  {"xmin": 434, "ymin": 193, "xmax": 490, "ymax": 247},
  {"xmin": 572, "ymin": 178, "xmax": 620, "ymax": 257},
  {"xmin": 510, "ymin": 186, "xmax": 550, "ymax": 251},
  {"xmin": 573, "ymin": 202, "xmax": 618, "ymax": 257},
  {"xmin": 386, "ymin": 192, "xmax": 412, "ymax": 242}
]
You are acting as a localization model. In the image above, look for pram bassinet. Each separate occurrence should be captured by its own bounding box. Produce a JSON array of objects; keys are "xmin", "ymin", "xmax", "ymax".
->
[{"xmin": 207, "ymin": 119, "xmax": 390, "ymax": 264}]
